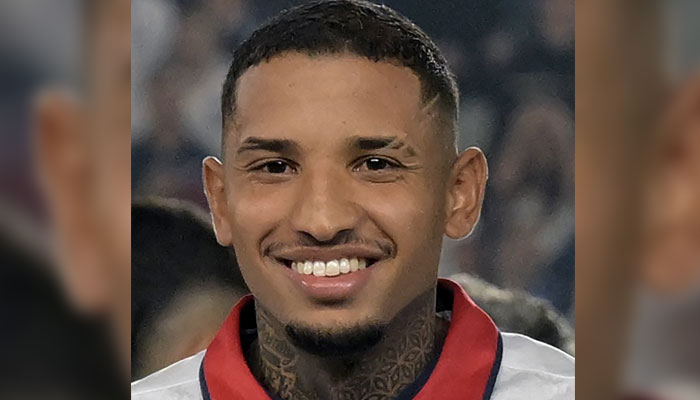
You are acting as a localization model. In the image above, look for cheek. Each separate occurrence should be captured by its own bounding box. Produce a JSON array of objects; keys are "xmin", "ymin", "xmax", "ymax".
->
[
  {"xmin": 359, "ymin": 179, "xmax": 446, "ymax": 257},
  {"xmin": 226, "ymin": 181, "xmax": 293, "ymax": 256}
]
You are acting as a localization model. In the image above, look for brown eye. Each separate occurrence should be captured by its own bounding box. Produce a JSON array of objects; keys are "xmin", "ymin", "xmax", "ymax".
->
[
  {"xmin": 352, "ymin": 156, "xmax": 405, "ymax": 182},
  {"xmin": 364, "ymin": 157, "xmax": 389, "ymax": 171},
  {"xmin": 356, "ymin": 157, "xmax": 403, "ymax": 172},
  {"xmin": 253, "ymin": 160, "xmax": 295, "ymax": 174},
  {"xmin": 264, "ymin": 161, "xmax": 291, "ymax": 173}
]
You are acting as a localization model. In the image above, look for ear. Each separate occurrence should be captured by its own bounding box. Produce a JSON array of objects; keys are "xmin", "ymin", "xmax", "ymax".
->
[
  {"xmin": 34, "ymin": 90, "xmax": 84, "ymax": 201},
  {"xmin": 203, "ymin": 156, "xmax": 233, "ymax": 246},
  {"xmin": 445, "ymin": 147, "xmax": 488, "ymax": 239},
  {"xmin": 34, "ymin": 90, "xmax": 108, "ymax": 313}
]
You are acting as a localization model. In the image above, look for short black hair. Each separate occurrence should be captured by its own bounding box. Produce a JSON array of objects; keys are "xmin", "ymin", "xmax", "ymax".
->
[
  {"xmin": 131, "ymin": 198, "xmax": 248, "ymax": 379},
  {"xmin": 221, "ymin": 0, "xmax": 458, "ymax": 146}
]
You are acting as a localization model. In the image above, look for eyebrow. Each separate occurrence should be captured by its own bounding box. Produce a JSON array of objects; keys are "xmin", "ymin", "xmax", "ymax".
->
[
  {"xmin": 349, "ymin": 136, "xmax": 418, "ymax": 157},
  {"xmin": 236, "ymin": 137, "xmax": 299, "ymax": 155}
]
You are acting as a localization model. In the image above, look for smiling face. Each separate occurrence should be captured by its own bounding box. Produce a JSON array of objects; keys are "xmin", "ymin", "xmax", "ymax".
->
[{"xmin": 205, "ymin": 52, "xmax": 486, "ymax": 333}]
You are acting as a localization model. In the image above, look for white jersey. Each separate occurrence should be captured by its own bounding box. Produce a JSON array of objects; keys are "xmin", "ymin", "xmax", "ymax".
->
[{"xmin": 132, "ymin": 332, "xmax": 574, "ymax": 399}]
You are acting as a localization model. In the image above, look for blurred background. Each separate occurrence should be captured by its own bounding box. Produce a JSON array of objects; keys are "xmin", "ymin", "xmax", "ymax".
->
[
  {"xmin": 1, "ymin": 0, "xmax": 130, "ymax": 398},
  {"xmin": 131, "ymin": 0, "xmax": 576, "ymax": 319},
  {"xmin": 0, "ymin": 0, "xmax": 81, "ymax": 222},
  {"xmin": 577, "ymin": 1, "xmax": 700, "ymax": 399}
]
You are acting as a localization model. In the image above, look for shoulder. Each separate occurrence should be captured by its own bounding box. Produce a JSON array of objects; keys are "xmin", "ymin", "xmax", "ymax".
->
[
  {"xmin": 491, "ymin": 333, "xmax": 575, "ymax": 400},
  {"xmin": 131, "ymin": 351, "xmax": 205, "ymax": 400}
]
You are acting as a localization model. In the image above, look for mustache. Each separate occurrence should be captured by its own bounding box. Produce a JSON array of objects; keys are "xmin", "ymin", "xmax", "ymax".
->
[{"xmin": 264, "ymin": 231, "xmax": 396, "ymax": 258}]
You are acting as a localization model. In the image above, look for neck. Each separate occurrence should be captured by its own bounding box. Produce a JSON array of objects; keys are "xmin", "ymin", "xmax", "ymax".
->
[{"xmin": 247, "ymin": 288, "xmax": 449, "ymax": 400}]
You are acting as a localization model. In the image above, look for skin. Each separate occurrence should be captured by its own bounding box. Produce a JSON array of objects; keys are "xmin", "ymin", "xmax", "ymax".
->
[
  {"xmin": 204, "ymin": 53, "xmax": 487, "ymax": 399},
  {"xmin": 33, "ymin": 0, "xmax": 131, "ymax": 375},
  {"xmin": 641, "ymin": 72, "xmax": 700, "ymax": 293}
]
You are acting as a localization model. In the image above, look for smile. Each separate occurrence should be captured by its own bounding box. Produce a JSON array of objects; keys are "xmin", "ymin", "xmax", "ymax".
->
[
  {"xmin": 269, "ymin": 245, "xmax": 386, "ymax": 300},
  {"xmin": 289, "ymin": 258, "xmax": 371, "ymax": 277}
]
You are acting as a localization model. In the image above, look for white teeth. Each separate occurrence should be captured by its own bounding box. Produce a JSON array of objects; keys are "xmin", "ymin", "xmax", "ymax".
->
[
  {"xmin": 313, "ymin": 261, "xmax": 326, "ymax": 276},
  {"xmin": 303, "ymin": 261, "xmax": 314, "ymax": 275},
  {"xmin": 339, "ymin": 258, "xmax": 350, "ymax": 274},
  {"xmin": 358, "ymin": 258, "xmax": 366, "ymax": 270},
  {"xmin": 325, "ymin": 260, "xmax": 340, "ymax": 276},
  {"xmin": 291, "ymin": 257, "xmax": 369, "ymax": 276}
]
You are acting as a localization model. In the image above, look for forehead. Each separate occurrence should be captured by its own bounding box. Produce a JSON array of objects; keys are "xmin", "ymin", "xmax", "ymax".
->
[{"xmin": 231, "ymin": 53, "xmax": 433, "ymax": 147}]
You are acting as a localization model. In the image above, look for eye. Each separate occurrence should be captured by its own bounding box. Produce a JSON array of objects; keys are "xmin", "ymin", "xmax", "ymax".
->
[
  {"xmin": 252, "ymin": 159, "xmax": 296, "ymax": 174},
  {"xmin": 355, "ymin": 156, "xmax": 401, "ymax": 172},
  {"xmin": 365, "ymin": 158, "xmax": 389, "ymax": 171}
]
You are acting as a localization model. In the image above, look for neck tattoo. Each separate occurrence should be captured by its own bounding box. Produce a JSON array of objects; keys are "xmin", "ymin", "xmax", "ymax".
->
[{"xmin": 246, "ymin": 289, "xmax": 449, "ymax": 400}]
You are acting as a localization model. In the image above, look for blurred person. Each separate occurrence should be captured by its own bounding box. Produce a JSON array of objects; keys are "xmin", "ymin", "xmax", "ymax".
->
[
  {"xmin": 132, "ymin": 67, "xmax": 211, "ymax": 204},
  {"xmin": 132, "ymin": 1, "xmax": 574, "ymax": 399},
  {"xmin": 623, "ymin": 71, "xmax": 700, "ymax": 400},
  {"xmin": 0, "ymin": 208, "xmax": 125, "ymax": 399},
  {"xmin": 640, "ymin": 72, "xmax": 700, "ymax": 294},
  {"xmin": 450, "ymin": 273, "xmax": 574, "ymax": 355},
  {"xmin": 132, "ymin": 0, "xmax": 240, "ymax": 205},
  {"xmin": 132, "ymin": 197, "xmax": 248, "ymax": 381},
  {"xmin": 491, "ymin": 98, "xmax": 574, "ymax": 312},
  {"xmin": 33, "ymin": 0, "xmax": 131, "ymax": 377},
  {"xmin": 575, "ymin": 1, "xmax": 664, "ymax": 398}
]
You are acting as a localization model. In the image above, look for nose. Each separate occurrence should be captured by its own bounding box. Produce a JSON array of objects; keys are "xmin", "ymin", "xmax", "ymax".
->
[{"xmin": 289, "ymin": 168, "xmax": 361, "ymax": 243}]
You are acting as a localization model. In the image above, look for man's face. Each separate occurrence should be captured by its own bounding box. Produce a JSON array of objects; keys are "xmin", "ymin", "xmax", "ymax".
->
[
  {"xmin": 207, "ymin": 53, "xmax": 454, "ymax": 332},
  {"xmin": 642, "ymin": 102, "xmax": 700, "ymax": 293}
]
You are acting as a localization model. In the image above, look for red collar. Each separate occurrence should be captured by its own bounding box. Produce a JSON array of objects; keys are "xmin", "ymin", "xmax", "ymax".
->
[{"xmin": 202, "ymin": 278, "xmax": 501, "ymax": 400}]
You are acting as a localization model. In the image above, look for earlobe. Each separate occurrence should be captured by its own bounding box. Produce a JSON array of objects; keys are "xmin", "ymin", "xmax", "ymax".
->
[
  {"xmin": 202, "ymin": 156, "xmax": 233, "ymax": 246},
  {"xmin": 444, "ymin": 147, "xmax": 488, "ymax": 239}
]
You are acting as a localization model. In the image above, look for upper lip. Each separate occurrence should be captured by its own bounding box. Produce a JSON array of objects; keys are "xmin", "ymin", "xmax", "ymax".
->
[{"xmin": 269, "ymin": 244, "xmax": 388, "ymax": 264}]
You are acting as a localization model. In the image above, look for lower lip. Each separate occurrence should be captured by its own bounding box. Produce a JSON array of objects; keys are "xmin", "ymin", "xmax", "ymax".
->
[{"xmin": 281, "ymin": 263, "xmax": 375, "ymax": 302}]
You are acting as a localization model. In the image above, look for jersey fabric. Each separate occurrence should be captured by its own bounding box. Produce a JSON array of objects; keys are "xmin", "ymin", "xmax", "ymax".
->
[{"xmin": 132, "ymin": 279, "xmax": 574, "ymax": 399}]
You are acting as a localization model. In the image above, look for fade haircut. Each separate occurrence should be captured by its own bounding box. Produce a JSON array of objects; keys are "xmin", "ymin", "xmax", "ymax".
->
[{"xmin": 220, "ymin": 0, "xmax": 459, "ymax": 151}]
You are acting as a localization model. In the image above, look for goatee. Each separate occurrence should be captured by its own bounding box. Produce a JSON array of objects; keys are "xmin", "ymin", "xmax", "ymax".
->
[{"xmin": 285, "ymin": 323, "xmax": 385, "ymax": 357}]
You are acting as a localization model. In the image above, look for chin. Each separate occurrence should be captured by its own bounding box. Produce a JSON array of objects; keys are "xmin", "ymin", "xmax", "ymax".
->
[
  {"xmin": 284, "ymin": 319, "xmax": 386, "ymax": 357},
  {"xmin": 296, "ymin": 300, "xmax": 388, "ymax": 329}
]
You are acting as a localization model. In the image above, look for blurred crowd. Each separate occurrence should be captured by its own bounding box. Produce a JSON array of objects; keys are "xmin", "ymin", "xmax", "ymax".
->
[{"xmin": 131, "ymin": 0, "xmax": 575, "ymax": 318}]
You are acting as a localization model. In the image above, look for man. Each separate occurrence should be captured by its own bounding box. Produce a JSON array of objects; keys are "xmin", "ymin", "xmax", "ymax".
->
[
  {"xmin": 132, "ymin": 1, "xmax": 574, "ymax": 399},
  {"xmin": 132, "ymin": 198, "xmax": 248, "ymax": 380},
  {"xmin": 622, "ymin": 72, "xmax": 700, "ymax": 400},
  {"xmin": 34, "ymin": 0, "xmax": 131, "ymax": 375}
]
